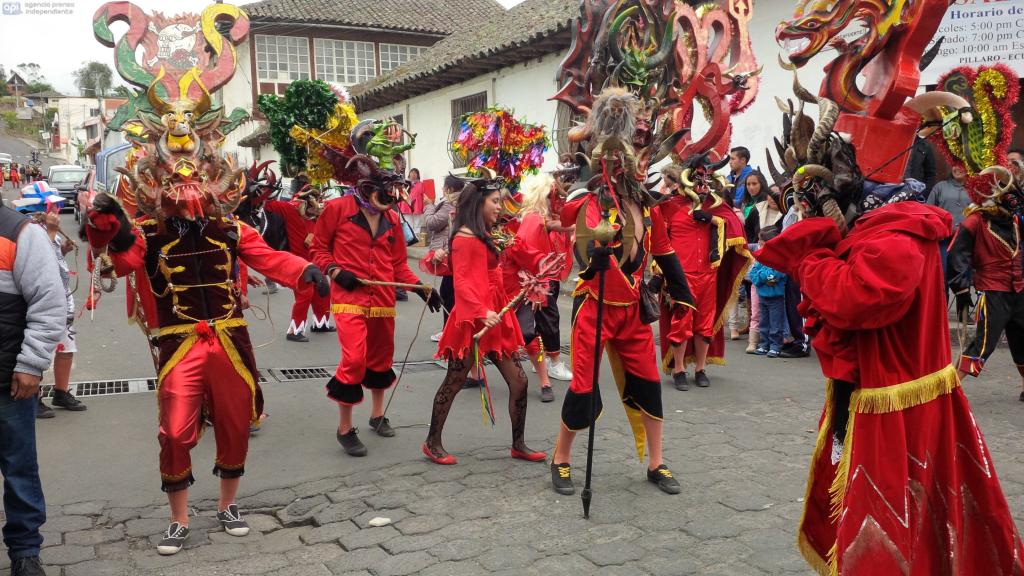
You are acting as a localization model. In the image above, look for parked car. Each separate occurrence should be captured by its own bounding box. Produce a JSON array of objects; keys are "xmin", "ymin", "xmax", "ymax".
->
[
  {"xmin": 46, "ymin": 164, "xmax": 90, "ymax": 212},
  {"xmin": 75, "ymin": 143, "xmax": 133, "ymax": 222}
]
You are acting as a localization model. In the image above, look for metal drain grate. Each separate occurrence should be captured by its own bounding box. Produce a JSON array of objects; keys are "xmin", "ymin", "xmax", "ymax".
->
[
  {"xmin": 43, "ymin": 378, "xmax": 151, "ymax": 398},
  {"xmin": 272, "ymin": 367, "xmax": 333, "ymax": 381}
]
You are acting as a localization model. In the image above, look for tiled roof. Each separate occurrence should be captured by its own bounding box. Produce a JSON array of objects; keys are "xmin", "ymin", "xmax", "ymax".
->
[
  {"xmin": 350, "ymin": 0, "xmax": 577, "ymax": 112},
  {"xmin": 242, "ymin": 0, "xmax": 505, "ymax": 35},
  {"xmin": 238, "ymin": 123, "xmax": 270, "ymax": 148}
]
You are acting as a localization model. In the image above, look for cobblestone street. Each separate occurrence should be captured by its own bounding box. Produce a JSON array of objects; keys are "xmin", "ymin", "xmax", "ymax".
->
[{"xmin": 5, "ymin": 333, "xmax": 1024, "ymax": 575}]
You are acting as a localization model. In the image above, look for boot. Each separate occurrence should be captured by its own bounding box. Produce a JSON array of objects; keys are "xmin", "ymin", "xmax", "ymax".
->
[{"xmin": 745, "ymin": 331, "xmax": 759, "ymax": 354}]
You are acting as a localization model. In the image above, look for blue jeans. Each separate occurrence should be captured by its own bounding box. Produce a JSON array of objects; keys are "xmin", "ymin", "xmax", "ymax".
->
[
  {"xmin": 759, "ymin": 296, "xmax": 787, "ymax": 353},
  {"xmin": 0, "ymin": 390, "xmax": 45, "ymax": 560}
]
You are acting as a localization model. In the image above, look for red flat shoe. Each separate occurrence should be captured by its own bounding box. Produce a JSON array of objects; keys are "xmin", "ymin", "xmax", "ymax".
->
[
  {"xmin": 511, "ymin": 448, "xmax": 547, "ymax": 462},
  {"xmin": 422, "ymin": 443, "xmax": 457, "ymax": 465}
]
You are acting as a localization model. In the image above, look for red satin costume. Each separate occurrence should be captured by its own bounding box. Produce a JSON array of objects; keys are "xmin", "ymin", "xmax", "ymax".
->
[
  {"xmin": 265, "ymin": 200, "xmax": 330, "ymax": 333},
  {"xmin": 658, "ymin": 196, "xmax": 750, "ymax": 370},
  {"xmin": 311, "ymin": 195, "xmax": 421, "ymax": 405},
  {"xmin": 756, "ymin": 203, "xmax": 1024, "ymax": 575},
  {"xmin": 560, "ymin": 196, "xmax": 687, "ymax": 458},
  {"xmin": 101, "ymin": 217, "xmax": 309, "ymax": 492},
  {"xmin": 438, "ymin": 234, "xmax": 541, "ymax": 360}
]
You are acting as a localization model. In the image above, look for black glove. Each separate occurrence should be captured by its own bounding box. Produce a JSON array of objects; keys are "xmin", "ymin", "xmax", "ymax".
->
[
  {"xmin": 330, "ymin": 266, "xmax": 359, "ymax": 291},
  {"xmin": 653, "ymin": 253, "xmax": 694, "ymax": 307},
  {"xmin": 417, "ymin": 284, "xmax": 443, "ymax": 313},
  {"xmin": 302, "ymin": 265, "xmax": 330, "ymax": 297},
  {"xmin": 955, "ymin": 290, "xmax": 974, "ymax": 318},
  {"xmin": 579, "ymin": 245, "xmax": 614, "ymax": 280},
  {"xmin": 647, "ymin": 274, "xmax": 664, "ymax": 294},
  {"xmin": 692, "ymin": 209, "xmax": 712, "ymax": 224}
]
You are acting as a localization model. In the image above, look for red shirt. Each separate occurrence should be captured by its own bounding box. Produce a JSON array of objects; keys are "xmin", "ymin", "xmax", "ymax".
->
[{"xmin": 310, "ymin": 195, "xmax": 420, "ymax": 314}]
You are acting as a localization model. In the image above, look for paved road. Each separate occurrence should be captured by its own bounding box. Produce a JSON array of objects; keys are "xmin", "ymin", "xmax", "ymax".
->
[{"xmin": 2, "ymin": 215, "xmax": 1022, "ymax": 575}]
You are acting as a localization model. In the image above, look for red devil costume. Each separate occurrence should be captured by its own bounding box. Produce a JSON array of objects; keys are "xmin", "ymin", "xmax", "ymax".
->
[
  {"xmin": 265, "ymin": 190, "xmax": 331, "ymax": 337},
  {"xmin": 759, "ymin": 204, "xmax": 1024, "ymax": 575},
  {"xmin": 657, "ymin": 163, "xmax": 751, "ymax": 381},
  {"xmin": 87, "ymin": 208, "xmax": 318, "ymax": 492},
  {"xmin": 560, "ymin": 195, "xmax": 693, "ymax": 458},
  {"xmin": 312, "ymin": 193, "xmax": 424, "ymax": 405}
]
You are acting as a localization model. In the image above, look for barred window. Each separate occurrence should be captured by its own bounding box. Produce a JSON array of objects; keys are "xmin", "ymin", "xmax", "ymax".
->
[
  {"xmin": 379, "ymin": 43, "xmax": 425, "ymax": 73},
  {"xmin": 255, "ymin": 35, "xmax": 310, "ymax": 83},
  {"xmin": 314, "ymin": 39, "xmax": 375, "ymax": 85},
  {"xmin": 448, "ymin": 91, "xmax": 488, "ymax": 169}
]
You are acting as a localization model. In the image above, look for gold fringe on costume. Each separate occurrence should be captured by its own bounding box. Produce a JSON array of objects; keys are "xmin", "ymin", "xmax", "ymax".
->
[
  {"xmin": 330, "ymin": 303, "xmax": 397, "ymax": 317},
  {"xmin": 801, "ymin": 365, "xmax": 962, "ymax": 575}
]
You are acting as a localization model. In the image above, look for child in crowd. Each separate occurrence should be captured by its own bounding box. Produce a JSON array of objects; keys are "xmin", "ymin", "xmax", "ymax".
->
[{"xmin": 749, "ymin": 226, "xmax": 787, "ymax": 358}]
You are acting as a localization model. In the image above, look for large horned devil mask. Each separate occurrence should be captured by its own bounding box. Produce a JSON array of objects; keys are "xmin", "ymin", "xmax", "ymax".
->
[
  {"xmin": 346, "ymin": 154, "xmax": 409, "ymax": 213},
  {"xmin": 678, "ymin": 153, "xmax": 730, "ymax": 209}
]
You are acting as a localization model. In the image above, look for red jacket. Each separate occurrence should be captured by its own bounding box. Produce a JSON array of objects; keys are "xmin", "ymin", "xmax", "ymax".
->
[
  {"xmin": 264, "ymin": 200, "xmax": 316, "ymax": 260},
  {"xmin": 947, "ymin": 211, "xmax": 1023, "ymax": 293},
  {"xmin": 310, "ymin": 195, "xmax": 420, "ymax": 316}
]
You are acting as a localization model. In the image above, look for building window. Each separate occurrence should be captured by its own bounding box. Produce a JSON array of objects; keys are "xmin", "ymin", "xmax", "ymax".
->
[
  {"xmin": 314, "ymin": 38, "xmax": 375, "ymax": 85},
  {"xmin": 255, "ymin": 35, "xmax": 310, "ymax": 83},
  {"xmin": 379, "ymin": 44, "xmax": 425, "ymax": 73},
  {"xmin": 448, "ymin": 92, "xmax": 488, "ymax": 169}
]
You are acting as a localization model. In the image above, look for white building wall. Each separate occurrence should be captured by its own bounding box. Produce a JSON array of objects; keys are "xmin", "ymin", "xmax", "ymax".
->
[
  {"xmin": 222, "ymin": 38, "xmax": 263, "ymax": 168},
  {"xmin": 362, "ymin": 52, "xmax": 564, "ymax": 183}
]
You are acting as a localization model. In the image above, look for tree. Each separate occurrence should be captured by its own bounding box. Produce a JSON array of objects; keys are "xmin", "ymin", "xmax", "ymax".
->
[
  {"xmin": 16, "ymin": 63, "xmax": 43, "ymax": 83},
  {"xmin": 0, "ymin": 65, "xmax": 8, "ymax": 96},
  {"xmin": 112, "ymin": 85, "xmax": 134, "ymax": 98},
  {"xmin": 25, "ymin": 82, "xmax": 55, "ymax": 95},
  {"xmin": 73, "ymin": 61, "xmax": 114, "ymax": 98}
]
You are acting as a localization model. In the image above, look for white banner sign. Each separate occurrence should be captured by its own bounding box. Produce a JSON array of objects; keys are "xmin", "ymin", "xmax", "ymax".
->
[{"xmin": 923, "ymin": 0, "xmax": 1024, "ymax": 84}]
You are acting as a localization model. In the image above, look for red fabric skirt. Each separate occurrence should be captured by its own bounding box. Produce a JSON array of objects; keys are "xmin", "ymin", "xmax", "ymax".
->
[{"xmin": 436, "ymin": 268, "xmax": 523, "ymax": 360}]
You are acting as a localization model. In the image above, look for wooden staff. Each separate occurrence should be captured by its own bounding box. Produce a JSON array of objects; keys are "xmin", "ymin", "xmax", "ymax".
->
[
  {"xmin": 472, "ymin": 254, "xmax": 565, "ymax": 342},
  {"xmin": 472, "ymin": 285, "xmax": 531, "ymax": 342},
  {"xmin": 357, "ymin": 278, "xmax": 432, "ymax": 291}
]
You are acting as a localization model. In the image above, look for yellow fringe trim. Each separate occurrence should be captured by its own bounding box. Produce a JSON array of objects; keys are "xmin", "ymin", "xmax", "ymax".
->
[
  {"xmin": 570, "ymin": 287, "xmax": 635, "ymax": 307},
  {"xmin": 796, "ymin": 380, "xmax": 834, "ymax": 576},
  {"xmin": 819, "ymin": 365, "xmax": 959, "ymax": 574},
  {"xmin": 850, "ymin": 365, "xmax": 960, "ymax": 414},
  {"xmin": 330, "ymin": 303, "xmax": 397, "ymax": 317},
  {"xmin": 711, "ymin": 238, "xmax": 753, "ymax": 337}
]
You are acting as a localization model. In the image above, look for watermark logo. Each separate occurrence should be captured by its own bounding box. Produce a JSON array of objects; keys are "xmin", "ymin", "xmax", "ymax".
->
[{"xmin": 2, "ymin": 2, "xmax": 22, "ymax": 15}]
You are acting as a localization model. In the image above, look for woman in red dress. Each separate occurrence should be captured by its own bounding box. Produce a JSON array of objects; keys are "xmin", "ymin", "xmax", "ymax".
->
[{"xmin": 423, "ymin": 180, "xmax": 547, "ymax": 465}]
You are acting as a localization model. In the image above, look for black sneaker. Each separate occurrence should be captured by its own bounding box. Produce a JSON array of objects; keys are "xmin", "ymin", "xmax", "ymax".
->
[
  {"xmin": 369, "ymin": 416, "xmax": 395, "ymax": 437},
  {"xmin": 51, "ymin": 389, "xmax": 87, "ymax": 411},
  {"xmin": 310, "ymin": 325, "xmax": 336, "ymax": 333},
  {"xmin": 694, "ymin": 370, "xmax": 710, "ymax": 388},
  {"xmin": 779, "ymin": 342, "xmax": 809, "ymax": 358},
  {"xmin": 647, "ymin": 464, "xmax": 681, "ymax": 495},
  {"xmin": 337, "ymin": 428, "xmax": 367, "ymax": 456},
  {"xmin": 36, "ymin": 397, "xmax": 55, "ymax": 419},
  {"xmin": 540, "ymin": 386, "xmax": 555, "ymax": 403},
  {"xmin": 551, "ymin": 462, "xmax": 574, "ymax": 495},
  {"xmin": 462, "ymin": 378, "xmax": 481, "ymax": 389},
  {"xmin": 11, "ymin": 556, "xmax": 46, "ymax": 576},
  {"xmin": 1019, "ymin": 391, "xmax": 1024, "ymax": 402},
  {"xmin": 286, "ymin": 332, "xmax": 309, "ymax": 342},
  {"xmin": 156, "ymin": 522, "xmax": 190, "ymax": 555},
  {"xmin": 216, "ymin": 504, "xmax": 250, "ymax": 536},
  {"xmin": 673, "ymin": 372, "xmax": 689, "ymax": 391}
]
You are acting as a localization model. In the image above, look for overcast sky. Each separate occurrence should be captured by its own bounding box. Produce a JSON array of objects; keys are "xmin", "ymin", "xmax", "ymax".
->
[{"xmin": 0, "ymin": 0, "xmax": 525, "ymax": 95}]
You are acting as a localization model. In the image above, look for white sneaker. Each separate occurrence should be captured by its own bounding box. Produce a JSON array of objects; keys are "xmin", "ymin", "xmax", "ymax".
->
[
  {"xmin": 430, "ymin": 331, "xmax": 442, "ymax": 342},
  {"xmin": 547, "ymin": 360, "xmax": 573, "ymax": 381}
]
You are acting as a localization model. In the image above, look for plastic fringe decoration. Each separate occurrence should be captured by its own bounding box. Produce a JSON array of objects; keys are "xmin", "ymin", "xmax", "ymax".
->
[
  {"xmin": 796, "ymin": 380, "xmax": 834, "ymax": 576},
  {"xmin": 849, "ymin": 365, "xmax": 960, "ymax": 414},
  {"xmin": 451, "ymin": 106, "xmax": 549, "ymax": 190},
  {"xmin": 474, "ymin": 342, "xmax": 496, "ymax": 426}
]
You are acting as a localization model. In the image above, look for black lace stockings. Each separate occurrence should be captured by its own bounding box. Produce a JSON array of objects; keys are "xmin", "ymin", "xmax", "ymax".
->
[{"xmin": 424, "ymin": 354, "xmax": 534, "ymax": 457}]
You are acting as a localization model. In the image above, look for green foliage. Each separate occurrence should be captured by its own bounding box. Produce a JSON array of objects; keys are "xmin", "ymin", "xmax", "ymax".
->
[
  {"xmin": 25, "ymin": 82, "xmax": 54, "ymax": 95},
  {"xmin": 258, "ymin": 80, "xmax": 337, "ymax": 176},
  {"xmin": 112, "ymin": 85, "xmax": 134, "ymax": 98},
  {"xmin": 73, "ymin": 61, "xmax": 114, "ymax": 97}
]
